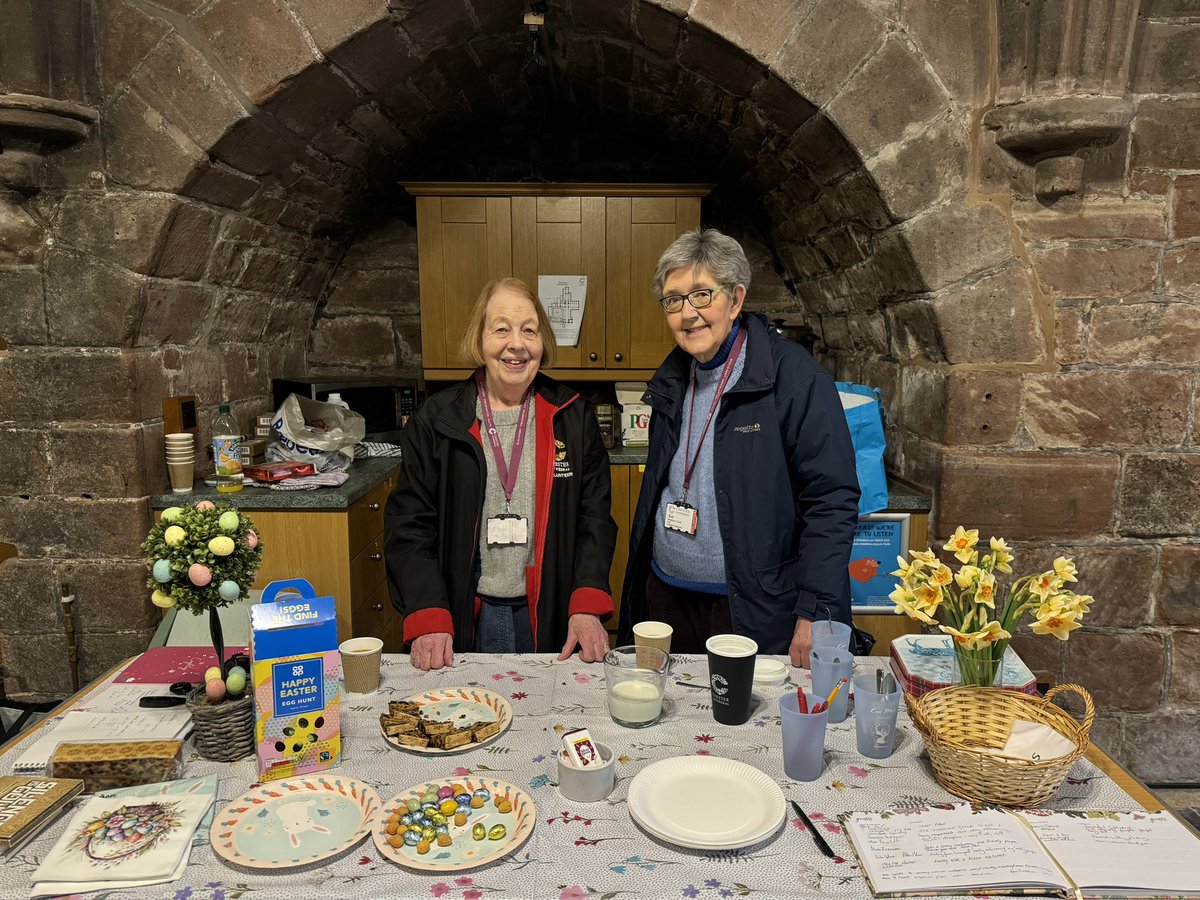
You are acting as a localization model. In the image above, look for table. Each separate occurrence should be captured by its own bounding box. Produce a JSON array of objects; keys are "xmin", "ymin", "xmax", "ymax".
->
[{"xmin": 0, "ymin": 653, "xmax": 1175, "ymax": 899}]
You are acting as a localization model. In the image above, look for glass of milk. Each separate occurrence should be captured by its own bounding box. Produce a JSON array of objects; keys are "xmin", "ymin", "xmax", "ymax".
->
[{"xmin": 603, "ymin": 645, "xmax": 670, "ymax": 728}]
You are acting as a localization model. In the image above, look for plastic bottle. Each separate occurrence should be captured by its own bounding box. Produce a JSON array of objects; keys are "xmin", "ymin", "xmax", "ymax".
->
[
  {"xmin": 212, "ymin": 403, "xmax": 243, "ymax": 493},
  {"xmin": 326, "ymin": 392, "xmax": 350, "ymax": 410}
]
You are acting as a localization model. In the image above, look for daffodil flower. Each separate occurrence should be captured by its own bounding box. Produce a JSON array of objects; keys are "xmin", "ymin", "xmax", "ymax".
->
[
  {"xmin": 943, "ymin": 526, "xmax": 980, "ymax": 563},
  {"xmin": 1031, "ymin": 609, "xmax": 1082, "ymax": 640},
  {"xmin": 1053, "ymin": 556, "xmax": 1078, "ymax": 583},
  {"xmin": 890, "ymin": 555, "xmax": 915, "ymax": 579},
  {"xmin": 930, "ymin": 564, "xmax": 953, "ymax": 587},
  {"xmin": 975, "ymin": 571, "xmax": 997, "ymax": 608},
  {"xmin": 989, "ymin": 537, "xmax": 1014, "ymax": 574},
  {"xmin": 954, "ymin": 564, "xmax": 982, "ymax": 589},
  {"xmin": 1029, "ymin": 571, "xmax": 1062, "ymax": 601}
]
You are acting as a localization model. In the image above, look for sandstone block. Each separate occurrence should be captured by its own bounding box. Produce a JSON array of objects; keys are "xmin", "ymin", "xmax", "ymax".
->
[
  {"xmin": 288, "ymin": 0, "xmax": 387, "ymax": 53},
  {"xmin": 0, "ymin": 267, "xmax": 47, "ymax": 346},
  {"xmin": 0, "ymin": 497, "xmax": 148, "ymax": 559},
  {"xmin": 1131, "ymin": 22, "xmax": 1200, "ymax": 94},
  {"xmin": 1123, "ymin": 710, "xmax": 1200, "ymax": 783},
  {"xmin": 935, "ymin": 451, "xmax": 1118, "ymax": 540},
  {"xmin": 634, "ymin": 3, "xmax": 685, "ymax": 55},
  {"xmin": 1024, "ymin": 370, "xmax": 1188, "ymax": 449},
  {"xmin": 94, "ymin": 0, "xmax": 171, "ymax": 96},
  {"xmin": 102, "ymin": 88, "xmax": 205, "ymax": 192},
  {"xmin": 1172, "ymin": 175, "xmax": 1200, "ymax": 238},
  {"xmin": 1063, "ymin": 632, "xmax": 1164, "ymax": 712},
  {"xmin": 900, "ymin": 201, "xmax": 1014, "ymax": 292},
  {"xmin": 333, "ymin": 21, "xmax": 422, "ymax": 94},
  {"xmin": 1054, "ymin": 300, "xmax": 1087, "ymax": 366},
  {"xmin": 1169, "ymin": 630, "xmax": 1200, "ymax": 704},
  {"xmin": 897, "ymin": 366, "xmax": 946, "ymax": 440},
  {"xmin": 931, "ymin": 264, "xmax": 1046, "ymax": 365},
  {"xmin": 885, "ymin": 298, "xmax": 944, "ymax": 362},
  {"xmin": 751, "ymin": 74, "xmax": 819, "ymax": 134},
  {"xmin": 45, "ymin": 251, "xmax": 144, "ymax": 347},
  {"xmin": 1013, "ymin": 198, "xmax": 1167, "ymax": 242},
  {"xmin": 326, "ymin": 268, "xmax": 420, "ymax": 314},
  {"xmin": 1031, "ymin": 245, "xmax": 1158, "ymax": 299},
  {"xmin": 900, "ymin": 0, "xmax": 986, "ymax": 103},
  {"xmin": 218, "ymin": 346, "xmax": 271, "ymax": 400},
  {"xmin": 892, "ymin": 431, "xmax": 941, "ymax": 491},
  {"xmin": 789, "ymin": 114, "xmax": 858, "ymax": 186},
  {"xmin": 0, "ymin": 559, "xmax": 59, "ymax": 633},
  {"xmin": 0, "ymin": 632, "xmax": 73, "ymax": 696},
  {"xmin": 0, "ymin": 428, "xmax": 51, "ymax": 497},
  {"xmin": 48, "ymin": 426, "xmax": 148, "ymax": 498},
  {"xmin": 1009, "ymin": 628, "xmax": 1063, "ymax": 685},
  {"xmin": 194, "ymin": 0, "xmax": 317, "ymax": 103},
  {"xmin": 209, "ymin": 292, "xmax": 270, "ymax": 343},
  {"xmin": 53, "ymin": 192, "xmax": 177, "ymax": 273},
  {"xmin": 1120, "ymin": 453, "xmax": 1200, "ymax": 537},
  {"xmin": 181, "ymin": 161, "xmax": 259, "ymax": 211},
  {"xmin": 57, "ymin": 560, "xmax": 158, "ymax": 633},
  {"xmin": 693, "ymin": 0, "xmax": 823, "ymax": 62},
  {"xmin": 0, "ymin": 351, "xmax": 137, "ymax": 422},
  {"xmin": 310, "ymin": 315, "xmax": 396, "ymax": 368},
  {"xmin": 571, "ymin": 0, "xmax": 633, "ymax": 32},
  {"xmin": 211, "ymin": 117, "xmax": 304, "ymax": 178},
  {"xmin": 77, "ymin": 630, "xmax": 158, "ymax": 686},
  {"xmin": 266, "ymin": 63, "xmax": 362, "ymax": 139},
  {"xmin": 827, "ymin": 36, "xmax": 947, "ymax": 159},
  {"xmin": 136, "ymin": 282, "xmax": 217, "ymax": 347},
  {"xmin": 1131, "ymin": 99, "xmax": 1200, "ymax": 170},
  {"xmin": 944, "ymin": 369, "xmax": 1021, "ymax": 446},
  {"xmin": 1089, "ymin": 299, "xmax": 1200, "ymax": 365},
  {"xmin": 866, "ymin": 114, "xmax": 970, "ymax": 222},
  {"xmin": 679, "ymin": 22, "xmax": 762, "ymax": 95},
  {"xmin": 1157, "ymin": 545, "xmax": 1200, "ymax": 626},
  {"xmin": 773, "ymin": 0, "xmax": 878, "ymax": 107},
  {"xmin": 155, "ymin": 205, "xmax": 222, "ymax": 281},
  {"xmin": 131, "ymin": 33, "xmax": 249, "ymax": 150},
  {"xmin": 1163, "ymin": 245, "xmax": 1200, "ymax": 298}
]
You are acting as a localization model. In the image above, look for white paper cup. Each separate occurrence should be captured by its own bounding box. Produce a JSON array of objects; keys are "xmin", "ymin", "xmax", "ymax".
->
[
  {"xmin": 339, "ymin": 637, "xmax": 384, "ymax": 693},
  {"xmin": 633, "ymin": 620, "xmax": 673, "ymax": 668},
  {"xmin": 167, "ymin": 460, "xmax": 194, "ymax": 493}
]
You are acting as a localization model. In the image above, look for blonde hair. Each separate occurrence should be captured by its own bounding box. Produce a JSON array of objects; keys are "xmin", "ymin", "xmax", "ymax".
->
[{"xmin": 458, "ymin": 277, "xmax": 558, "ymax": 369}]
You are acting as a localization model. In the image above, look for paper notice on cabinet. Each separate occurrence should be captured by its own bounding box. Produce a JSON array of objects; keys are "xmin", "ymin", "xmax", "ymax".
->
[{"xmin": 538, "ymin": 275, "xmax": 587, "ymax": 347}]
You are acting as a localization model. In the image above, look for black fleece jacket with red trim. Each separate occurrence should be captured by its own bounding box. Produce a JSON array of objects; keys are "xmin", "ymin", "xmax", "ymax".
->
[{"xmin": 384, "ymin": 372, "xmax": 617, "ymax": 652}]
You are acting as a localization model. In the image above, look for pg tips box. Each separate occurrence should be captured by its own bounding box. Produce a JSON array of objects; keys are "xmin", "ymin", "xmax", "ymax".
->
[
  {"xmin": 251, "ymin": 578, "xmax": 342, "ymax": 781},
  {"xmin": 614, "ymin": 381, "xmax": 651, "ymax": 446}
]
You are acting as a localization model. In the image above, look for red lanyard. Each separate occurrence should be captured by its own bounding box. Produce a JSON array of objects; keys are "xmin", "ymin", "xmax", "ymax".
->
[
  {"xmin": 681, "ymin": 328, "xmax": 746, "ymax": 499},
  {"xmin": 475, "ymin": 371, "xmax": 532, "ymax": 505}
]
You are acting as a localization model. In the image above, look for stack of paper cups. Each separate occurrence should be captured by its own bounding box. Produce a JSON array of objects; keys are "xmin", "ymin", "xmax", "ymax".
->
[{"xmin": 164, "ymin": 433, "xmax": 195, "ymax": 493}]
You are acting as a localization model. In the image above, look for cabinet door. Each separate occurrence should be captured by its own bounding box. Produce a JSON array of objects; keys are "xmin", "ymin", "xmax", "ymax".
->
[
  {"xmin": 417, "ymin": 196, "xmax": 513, "ymax": 368},
  {"xmin": 511, "ymin": 196, "xmax": 607, "ymax": 369},
  {"xmin": 606, "ymin": 464, "xmax": 631, "ymax": 635},
  {"xmin": 606, "ymin": 197, "xmax": 702, "ymax": 370}
]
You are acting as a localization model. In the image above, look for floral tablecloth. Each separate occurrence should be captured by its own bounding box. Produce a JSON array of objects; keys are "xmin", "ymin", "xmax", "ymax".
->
[{"xmin": 0, "ymin": 653, "xmax": 1142, "ymax": 900}]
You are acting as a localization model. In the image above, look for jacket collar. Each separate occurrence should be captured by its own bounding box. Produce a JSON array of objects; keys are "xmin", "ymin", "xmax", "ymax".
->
[
  {"xmin": 645, "ymin": 313, "xmax": 776, "ymax": 420},
  {"xmin": 434, "ymin": 371, "xmax": 578, "ymax": 439}
]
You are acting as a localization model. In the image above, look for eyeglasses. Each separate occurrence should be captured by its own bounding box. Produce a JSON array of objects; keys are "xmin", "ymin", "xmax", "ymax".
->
[{"xmin": 659, "ymin": 286, "xmax": 726, "ymax": 314}]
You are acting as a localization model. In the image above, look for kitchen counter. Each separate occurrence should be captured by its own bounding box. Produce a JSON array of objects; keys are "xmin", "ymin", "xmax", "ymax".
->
[{"xmin": 148, "ymin": 457, "xmax": 402, "ymax": 510}]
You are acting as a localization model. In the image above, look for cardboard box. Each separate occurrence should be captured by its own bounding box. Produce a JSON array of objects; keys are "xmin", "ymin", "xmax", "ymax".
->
[
  {"xmin": 889, "ymin": 634, "xmax": 1038, "ymax": 698},
  {"xmin": 251, "ymin": 578, "xmax": 342, "ymax": 781},
  {"xmin": 614, "ymin": 382, "xmax": 650, "ymax": 446}
]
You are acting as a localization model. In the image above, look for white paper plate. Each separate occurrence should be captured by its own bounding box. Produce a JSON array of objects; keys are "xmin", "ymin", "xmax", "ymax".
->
[
  {"xmin": 626, "ymin": 756, "xmax": 786, "ymax": 850},
  {"xmin": 381, "ymin": 687, "xmax": 512, "ymax": 756}
]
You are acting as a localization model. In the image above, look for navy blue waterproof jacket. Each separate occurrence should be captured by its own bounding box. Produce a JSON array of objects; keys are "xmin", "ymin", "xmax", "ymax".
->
[{"xmin": 617, "ymin": 314, "xmax": 860, "ymax": 653}]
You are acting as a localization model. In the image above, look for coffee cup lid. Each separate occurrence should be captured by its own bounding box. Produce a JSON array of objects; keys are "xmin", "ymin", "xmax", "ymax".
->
[{"xmin": 753, "ymin": 658, "xmax": 788, "ymax": 686}]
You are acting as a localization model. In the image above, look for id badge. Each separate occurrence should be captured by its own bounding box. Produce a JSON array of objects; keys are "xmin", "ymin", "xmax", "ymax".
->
[
  {"xmin": 664, "ymin": 501, "xmax": 698, "ymax": 535},
  {"xmin": 487, "ymin": 514, "xmax": 529, "ymax": 545}
]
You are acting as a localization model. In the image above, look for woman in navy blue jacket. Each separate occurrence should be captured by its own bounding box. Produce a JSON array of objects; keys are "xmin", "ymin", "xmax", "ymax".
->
[{"xmin": 618, "ymin": 229, "xmax": 860, "ymax": 668}]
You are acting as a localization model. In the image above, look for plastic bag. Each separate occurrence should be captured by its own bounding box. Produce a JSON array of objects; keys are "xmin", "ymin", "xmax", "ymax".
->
[
  {"xmin": 268, "ymin": 393, "xmax": 366, "ymax": 473},
  {"xmin": 836, "ymin": 382, "xmax": 888, "ymax": 516}
]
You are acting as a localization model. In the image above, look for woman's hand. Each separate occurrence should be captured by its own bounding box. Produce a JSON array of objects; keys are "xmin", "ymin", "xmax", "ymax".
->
[
  {"xmin": 789, "ymin": 618, "xmax": 813, "ymax": 669},
  {"xmin": 558, "ymin": 614, "xmax": 610, "ymax": 663},
  {"xmin": 410, "ymin": 632, "xmax": 455, "ymax": 670}
]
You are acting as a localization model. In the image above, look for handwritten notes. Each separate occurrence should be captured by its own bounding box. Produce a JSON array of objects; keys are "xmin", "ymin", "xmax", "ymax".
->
[{"xmin": 846, "ymin": 807, "xmax": 1066, "ymax": 894}]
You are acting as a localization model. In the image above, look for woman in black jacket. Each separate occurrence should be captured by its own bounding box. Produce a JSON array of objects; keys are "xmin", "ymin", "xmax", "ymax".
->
[
  {"xmin": 386, "ymin": 278, "xmax": 617, "ymax": 671},
  {"xmin": 619, "ymin": 229, "xmax": 860, "ymax": 668}
]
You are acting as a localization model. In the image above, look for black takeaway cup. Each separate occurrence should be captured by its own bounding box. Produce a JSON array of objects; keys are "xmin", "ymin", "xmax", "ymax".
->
[{"xmin": 705, "ymin": 634, "xmax": 758, "ymax": 725}]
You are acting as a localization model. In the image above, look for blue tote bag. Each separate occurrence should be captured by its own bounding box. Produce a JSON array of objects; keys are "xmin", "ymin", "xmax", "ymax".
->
[{"xmin": 835, "ymin": 382, "xmax": 888, "ymax": 516}]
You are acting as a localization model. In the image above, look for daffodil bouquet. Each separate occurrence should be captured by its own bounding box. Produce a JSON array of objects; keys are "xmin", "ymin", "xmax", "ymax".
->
[{"xmin": 889, "ymin": 526, "xmax": 1092, "ymax": 687}]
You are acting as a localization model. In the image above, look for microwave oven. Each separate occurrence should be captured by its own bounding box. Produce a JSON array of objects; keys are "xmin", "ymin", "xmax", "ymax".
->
[{"xmin": 271, "ymin": 376, "xmax": 423, "ymax": 443}]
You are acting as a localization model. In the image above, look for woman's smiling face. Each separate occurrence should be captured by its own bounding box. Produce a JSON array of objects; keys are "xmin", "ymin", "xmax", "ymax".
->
[
  {"xmin": 481, "ymin": 286, "xmax": 544, "ymax": 405},
  {"xmin": 662, "ymin": 264, "xmax": 745, "ymax": 363}
]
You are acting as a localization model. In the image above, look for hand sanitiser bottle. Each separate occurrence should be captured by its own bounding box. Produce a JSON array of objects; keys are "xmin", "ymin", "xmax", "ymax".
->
[{"xmin": 212, "ymin": 403, "xmax": 244, "ymax": 493}]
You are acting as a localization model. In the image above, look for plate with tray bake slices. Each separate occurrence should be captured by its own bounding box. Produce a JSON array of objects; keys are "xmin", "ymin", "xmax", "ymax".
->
[
  {"xmin": 372, "ymin": 777, "xmax": 535, "ymax": 872},
  {"xmin": 379, "ymin": 687, "xmax": 512, "ymax": 755},
  {"xmin": 210, "ymin": 776, "xmax": 381, "ymax": 869}
]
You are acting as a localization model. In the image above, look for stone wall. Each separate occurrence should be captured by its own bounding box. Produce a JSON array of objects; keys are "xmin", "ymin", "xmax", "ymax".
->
[{"xmin": 0, "ymin": 0, "xmax": 1196, "ymax": 780}]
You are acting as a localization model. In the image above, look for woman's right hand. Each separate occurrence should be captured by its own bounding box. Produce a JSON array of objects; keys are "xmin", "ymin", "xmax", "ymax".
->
[{"xmin": 410, "ymin": 632, "xmax": 455, "ymax": 670}]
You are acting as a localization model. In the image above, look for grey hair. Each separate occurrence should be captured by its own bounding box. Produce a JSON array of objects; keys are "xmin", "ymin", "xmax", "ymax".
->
[{"xmin": 652, "ymin": 228, "xmax": 752, "ymax": 299}]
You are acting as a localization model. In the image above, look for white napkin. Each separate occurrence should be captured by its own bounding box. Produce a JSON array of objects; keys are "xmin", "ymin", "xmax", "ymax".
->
[
  {"xmin": 30, "ymin": 792, "xmax": 211, "ymax": 893},
  {"xmin": 978, "ymin": 718, "xmax": 1077, "ymax": 761}
]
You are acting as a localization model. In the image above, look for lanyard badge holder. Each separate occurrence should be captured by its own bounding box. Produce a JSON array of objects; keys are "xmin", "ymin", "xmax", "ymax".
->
[
  {"xmin": 478, "ymin": 372, "xmax": 531, "ymax": 546},
  {"xmin": 664, "ymin": 329, "xmax": 747, "ymax": 536}
]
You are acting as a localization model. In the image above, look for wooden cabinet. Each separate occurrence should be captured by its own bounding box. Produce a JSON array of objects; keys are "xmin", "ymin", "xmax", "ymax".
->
[
  {"xmin": 605, "ymin": 462, "xmax": 646, "ymax": 637},
  {"xmin": 405, "ymin": 183, "xmax": 708, "ymax": 382}
]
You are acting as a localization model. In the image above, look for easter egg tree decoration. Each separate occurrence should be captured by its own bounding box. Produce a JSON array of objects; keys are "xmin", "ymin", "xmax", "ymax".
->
[{"xmin": 142, "ymin": 500, "xmax": 263, "ymax": 685}]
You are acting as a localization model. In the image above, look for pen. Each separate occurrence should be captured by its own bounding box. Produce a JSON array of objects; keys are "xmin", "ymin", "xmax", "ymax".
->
[{"xmin": 791, "ymin": 800, "xmax": 836, "ymax": 859}]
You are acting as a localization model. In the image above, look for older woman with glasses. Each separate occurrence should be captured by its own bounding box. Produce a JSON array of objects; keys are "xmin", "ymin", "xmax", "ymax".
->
[{"xmin": 618, "ymin": 228, "xmax": 860, "ymax": 669}]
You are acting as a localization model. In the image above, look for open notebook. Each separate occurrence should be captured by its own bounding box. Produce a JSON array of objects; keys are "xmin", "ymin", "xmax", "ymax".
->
[{"xmin": 842, "ymin": 804, "xmax": 1200, "ymax": 899}]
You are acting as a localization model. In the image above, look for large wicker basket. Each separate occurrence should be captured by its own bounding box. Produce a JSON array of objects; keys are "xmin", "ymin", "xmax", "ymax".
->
[{"xmin": 907, "ymin": 683, "xmax": 1094, "ymax": 807}]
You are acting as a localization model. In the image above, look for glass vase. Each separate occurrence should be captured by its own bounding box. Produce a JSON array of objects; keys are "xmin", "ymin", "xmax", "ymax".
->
[{"xmin": 949, "ymin": 645, "xmax": 1005, "ymax": 688}]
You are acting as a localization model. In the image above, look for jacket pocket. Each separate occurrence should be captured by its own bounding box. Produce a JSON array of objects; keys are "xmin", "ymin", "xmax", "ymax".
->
[{"xmin": 754, "ymin": 557, "xmax": 802, "ymax": 596}]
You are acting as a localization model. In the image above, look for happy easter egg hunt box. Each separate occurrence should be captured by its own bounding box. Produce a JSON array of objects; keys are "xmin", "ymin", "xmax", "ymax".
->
[{"xmin": 251, "ymin": 578, "xmax": 342, "ymax": 781}]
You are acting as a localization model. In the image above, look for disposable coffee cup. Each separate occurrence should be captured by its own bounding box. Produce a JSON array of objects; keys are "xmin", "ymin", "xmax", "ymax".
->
[
  {"xmin": 633, "ymin": 620, "xmax": 672, "ymax": 668},
  {"xmin": 166, "ymin": 460, "xmax": 194, "ymax": 493},
  {"xmin": 705, "ymin": 634, "xmax": 757, "ymax": 725},
  {"xmin": 339, "ymin": 637, "xmax": 384, "ymax": 693}
]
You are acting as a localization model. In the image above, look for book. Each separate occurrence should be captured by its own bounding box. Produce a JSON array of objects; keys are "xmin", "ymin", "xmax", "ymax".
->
[
  {"xmin": 843, "ymin": 804, "xmax": 1200, "ymax": 898},
  {"xmin": 890, "ymin": 633, "xmax": 1038, "ymax": 697},
  {"xmin": 0, "ymin": 775, "xmax": 84, "ymax": 854}
]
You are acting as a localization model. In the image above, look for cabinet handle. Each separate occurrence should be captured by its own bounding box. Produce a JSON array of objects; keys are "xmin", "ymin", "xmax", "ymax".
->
[
  {"xmin": 613, "ymin": 352, "xmax": 624, "ymax": 362},
  {"xmin": 369, "ymin": 502, "xmax": 380, "ymax": 511},
  {"xmin": 371, "ymin": 603, "xmax": 384, "ymax": 611},
  {"xmin": 589, "ymin": 352, "xmax": 598, "ymax": 361},
  {"xmin": 371, "ymin": 553, "xmax": 382, "ymax": 562}
]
